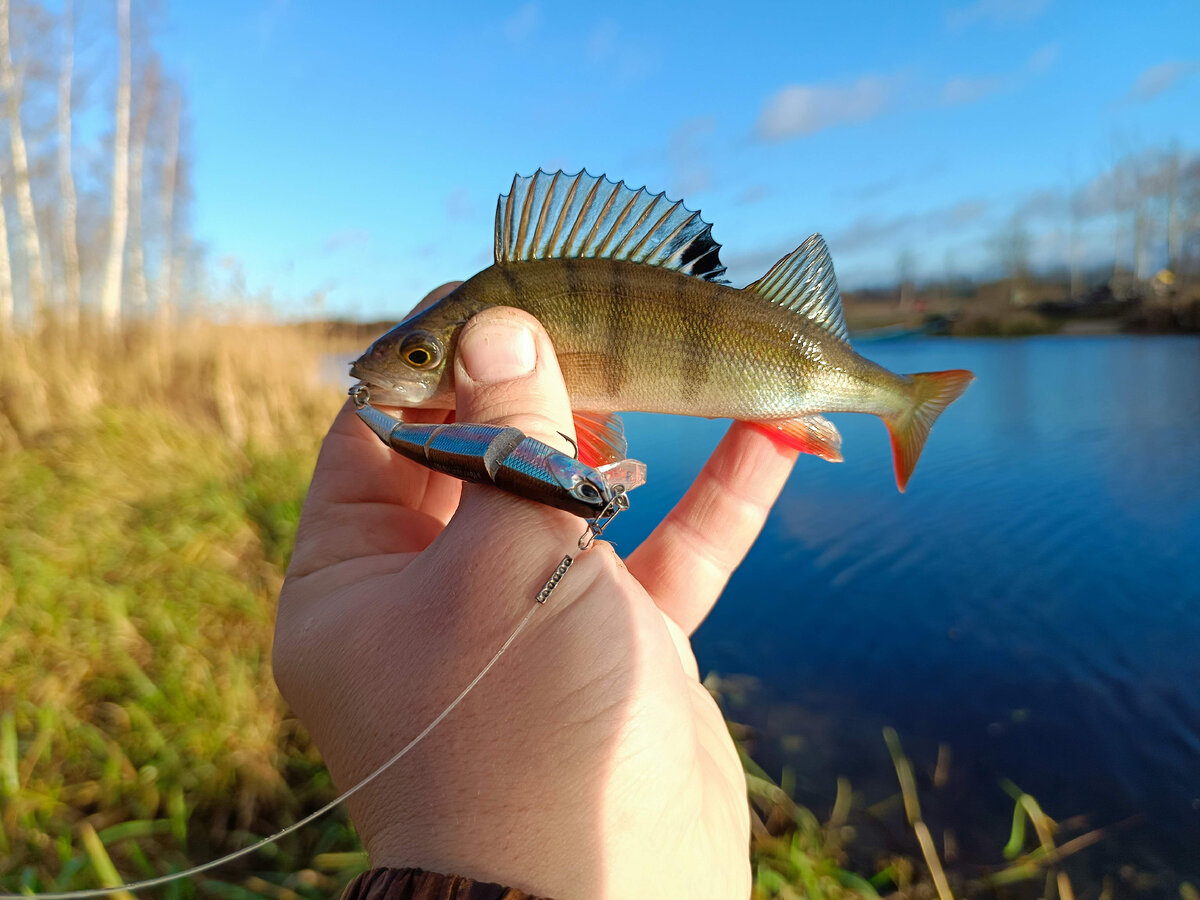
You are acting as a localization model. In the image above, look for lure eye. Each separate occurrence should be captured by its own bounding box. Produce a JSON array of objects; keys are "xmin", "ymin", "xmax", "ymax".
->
[
  {"xmin": 399, "ymin": 332, "xmax": 442, "ymax": 369},
  {"xmin": 578, "ymin": 483, "xmax": 600, "ymax": 500}
]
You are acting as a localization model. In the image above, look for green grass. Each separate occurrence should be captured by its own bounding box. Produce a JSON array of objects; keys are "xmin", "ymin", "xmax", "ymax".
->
[{"xmin": 0, "ymin": 400, "xmax": 369, "ymax": 896}]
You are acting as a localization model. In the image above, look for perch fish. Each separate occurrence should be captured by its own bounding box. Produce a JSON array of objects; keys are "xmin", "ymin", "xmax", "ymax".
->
[{"xmin": 351, "ymin": 170, "xmax": 973, "ymax": 491}]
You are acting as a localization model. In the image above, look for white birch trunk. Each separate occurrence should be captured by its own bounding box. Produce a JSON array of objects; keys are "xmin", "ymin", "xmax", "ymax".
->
[
  {"xmin": 59, "ymin": 0, "xmax": 80, "ymax": 328},
  {"xmin": 157, "ymin": 87, "xmax": 179, "ymax": 320},
  {"xmin": 100, "ymin": 0, "xmax": 131, "ymax": 329},
  {"xmin": 127, "ymin": 72, "xmax": 152, "ymax": 313},
  {"xmin": 0, "ymin": 0, "xmax": 47, "ymax": 326}
]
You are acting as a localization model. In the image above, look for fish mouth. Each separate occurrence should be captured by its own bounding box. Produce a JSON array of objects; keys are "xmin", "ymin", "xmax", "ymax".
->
[{"xmin": 348, "ymin": 362, "xmax": 412, "ymax": 406}]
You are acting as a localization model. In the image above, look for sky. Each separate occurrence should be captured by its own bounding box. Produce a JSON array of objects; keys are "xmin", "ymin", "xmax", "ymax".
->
[{"xmin": 154, "ymin": 0, "xmax": 1200, "ymax": 320}]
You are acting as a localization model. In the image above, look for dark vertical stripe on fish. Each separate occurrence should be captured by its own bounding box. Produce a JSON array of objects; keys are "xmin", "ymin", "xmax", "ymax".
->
[
  {"xmin": 498, "ymin": 264, "xmax": 527, "ymax": 308},
  {"xmin": 604, "ymin": 261, "xmax": 627, "ymax": 399},
  {"xmin": 680, "ymin": 277, "xmax": 720, "ymax": 409},
  {"xmin": 560, "ymin": 257, "xmax": 585, "ymax": 337}
]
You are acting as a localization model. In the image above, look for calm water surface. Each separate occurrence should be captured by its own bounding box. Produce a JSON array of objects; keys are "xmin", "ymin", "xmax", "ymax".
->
[{"xmin": 611, "ymin": 336, "xmax": 1200, "ymax": 885}]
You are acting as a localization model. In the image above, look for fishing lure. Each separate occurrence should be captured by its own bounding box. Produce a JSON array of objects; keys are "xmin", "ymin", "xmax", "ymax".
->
[{"xmin": 351, "ymin": 384, "xmax": 647, "ymax": 520}]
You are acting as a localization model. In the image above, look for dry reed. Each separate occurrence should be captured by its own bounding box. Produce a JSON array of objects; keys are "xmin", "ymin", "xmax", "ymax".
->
[{"xmin": 0, "ymin": 314, "xmax": 353, "ymax": 454}]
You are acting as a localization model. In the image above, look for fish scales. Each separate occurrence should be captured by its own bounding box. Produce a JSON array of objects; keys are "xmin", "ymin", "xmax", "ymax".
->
[
  {"xmin": 460, "ymin": 258, "xmax": 899, "ymax": 419},
  {"xmin": 351, "ymin": 169, "xmax": 974, "ymax": 491}
]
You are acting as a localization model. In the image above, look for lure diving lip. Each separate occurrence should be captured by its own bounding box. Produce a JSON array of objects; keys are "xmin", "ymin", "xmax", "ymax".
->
[{"xmin": 352, "ymin": 396, "xmax": 646, "ymax": 519}]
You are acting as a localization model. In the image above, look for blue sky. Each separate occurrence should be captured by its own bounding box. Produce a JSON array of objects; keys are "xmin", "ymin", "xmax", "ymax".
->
[{"xmin": 157, "ymin": 0, "xmax": 1200, "ymax": 320}]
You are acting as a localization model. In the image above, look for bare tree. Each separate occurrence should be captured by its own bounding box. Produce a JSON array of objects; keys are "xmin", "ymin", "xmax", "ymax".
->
[
  {"xmin": 1065, "ymin": 173, "xmax": 1084, "ymax": 299},
  {"xmin": 59, "ymin": 0, "xmax": 80, "ymax": 327},
  {"xmin": 995, "ymin": 214, "xmax": 1031, "ymax": 305},
  {"xmin": 157, "ymin": 82, "xmax": 180, "ymax": 318},
  {"xmin": 896, "ymin": 247, "xmax": 915, "ymax": 312},
  {"xmin": 127, "ymin": 57, "xmax": 155, "ymax": 313},
  {"xmin": 1163, "ymin": 147, "xmax": 1182, "ymax": 273},
  {"xmin": 100, "ymin": 0, "xmax": 131, "ymax": 328},
  {"xmin": 0, "ymin": 0, "xmax": 47, "ymax": 326}
]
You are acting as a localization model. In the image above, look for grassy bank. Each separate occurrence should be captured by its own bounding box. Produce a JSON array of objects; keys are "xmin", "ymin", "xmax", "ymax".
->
[
  {"xmin": 1, "ymin": 320, "xmax": 361, "ymax": 896},
  {"xmin": 0, "ymin": 322, "xmax": 1155, "ymax": 898}
]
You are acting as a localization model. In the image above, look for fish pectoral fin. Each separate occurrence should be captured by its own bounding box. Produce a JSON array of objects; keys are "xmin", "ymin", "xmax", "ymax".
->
[
  {"xmin": 744, "ymin": 234, "xmax": 849, "ymax": 343},
  {"xmin": 572, "ymin": 410, "xmax": 628, "ymax": 467},
  {"xmin": 495, "ymin": 169, "xmax": 726, "ymax": 281},
  {"xmin": 748, "ymin": 415, "xmax": 844, "ymax": 462}
]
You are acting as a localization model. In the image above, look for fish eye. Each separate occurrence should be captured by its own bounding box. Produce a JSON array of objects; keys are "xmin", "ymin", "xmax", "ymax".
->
[{"xmin": 399, "ymin": 332, "xmax": 442, "ymax": 369}]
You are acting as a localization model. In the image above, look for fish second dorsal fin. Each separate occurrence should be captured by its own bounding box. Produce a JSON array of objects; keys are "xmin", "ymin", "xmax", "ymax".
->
[
  {"xmin": 495, "ymin": 169, "xmax": 727, "ymax": 281},
  {"xmin": 745, "ymin": 234, "xmax": 849, "ymax": 344}
]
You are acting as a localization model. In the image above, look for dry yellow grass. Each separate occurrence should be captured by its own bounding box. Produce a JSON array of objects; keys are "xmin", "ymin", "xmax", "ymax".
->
[{"xmin": 0, "ymin": 315, "xmax": 353, "ymax": 454}]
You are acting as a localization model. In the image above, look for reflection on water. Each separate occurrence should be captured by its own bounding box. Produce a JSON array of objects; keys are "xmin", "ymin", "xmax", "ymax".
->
[{"xmin": 613, "ymin": 336, "xmax": 1200, "ymax": 884}]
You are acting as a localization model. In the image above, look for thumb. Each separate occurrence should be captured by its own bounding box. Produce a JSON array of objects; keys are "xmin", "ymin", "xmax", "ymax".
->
[{"xmin": 449, "ymin": 306, "xmax": 580, "ymax": 524}]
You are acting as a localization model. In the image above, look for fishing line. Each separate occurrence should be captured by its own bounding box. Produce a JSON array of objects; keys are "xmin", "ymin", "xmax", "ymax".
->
[{"xmin": 3, "ymin": 599, "xmax": 545, "ymax": 899}]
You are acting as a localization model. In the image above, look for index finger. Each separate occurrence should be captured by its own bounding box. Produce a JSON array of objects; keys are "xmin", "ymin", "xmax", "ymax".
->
[{"xmin": 623, "ymin": 422, "xmax": 800, "ymax": 635}]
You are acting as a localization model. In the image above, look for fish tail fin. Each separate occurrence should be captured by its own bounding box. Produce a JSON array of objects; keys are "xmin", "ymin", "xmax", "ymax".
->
[{"xmin": 883, "ymin": 369, "xmax": 974, "ymax": 492}]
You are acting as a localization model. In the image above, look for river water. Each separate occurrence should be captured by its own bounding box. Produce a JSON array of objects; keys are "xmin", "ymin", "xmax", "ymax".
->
[
  {"xmin": 335, "ymin": 335, "xmax": 1200, "ymax": 885},
  {"xmin": 608, "ymin": 335, "xmax": 1200, "ymax": 887}
]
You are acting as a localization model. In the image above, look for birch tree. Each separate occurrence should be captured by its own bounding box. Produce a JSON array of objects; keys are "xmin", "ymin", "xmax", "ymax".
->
[
  {"xmin": 59, "ymin": 0, "xmax": 80, "ymax": 327},
  {"xmin": 0, "ymin": 0, "xmax": 47, "ymax": 326},
  {"xmin": 157, "ymin": 83, "xmax": 179, "ymax": 318},
  {"xmin": 127, "ymin": 58, "xmax": 155, "ymax": 312},
  {"xmin": 100, "ymin": 0, "xmax": 131, "ymax": 328}
]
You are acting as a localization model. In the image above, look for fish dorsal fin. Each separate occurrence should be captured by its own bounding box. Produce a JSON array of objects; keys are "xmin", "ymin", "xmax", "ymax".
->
[
  {"xmin": 495, "ymin": 169, "xmax": 727, "ymax": 281},
  {"xmin": 745, "ymin": 234, "xmax": 849, "ymax": 344}
]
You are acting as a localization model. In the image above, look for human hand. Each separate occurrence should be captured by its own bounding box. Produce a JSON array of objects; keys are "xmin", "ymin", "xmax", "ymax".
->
[{"xmin": 273, "ymin": 286, "xmax": 800, "ymax": 898}]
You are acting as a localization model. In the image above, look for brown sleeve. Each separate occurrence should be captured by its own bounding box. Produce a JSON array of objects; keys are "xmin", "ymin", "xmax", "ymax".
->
[{"xmin": 341, "ymin": 867, "xmax": 553, "ymax": 900}]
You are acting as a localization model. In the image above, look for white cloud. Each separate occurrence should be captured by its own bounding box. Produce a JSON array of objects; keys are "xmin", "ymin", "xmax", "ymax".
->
[
  {"xmin": 735, "ymin": 184, "xmax": 771, "ymax": 206},
  {"xmin": 757, "ymin": 75, "xmax": 899, "ymax": 141},
  {"xmin": 1123, "ymin": 60, "xmax": 1200, "ymax": 103},
  {"xmin": 947, "ymin": 0, "xmax": 1049, "ymax": 30},
  {"xmin": 502, "ymin": 2, "xmax": 539, "ymax": 42},
  {"xmin": 941, "ymin": 74, "xmax": 1005, "ymax": 106},
  {"xmin": 583, "ymin": 20, "xmax": 655, "ymax": 83},
  {"xmin": 320, "ymin": 229, "xmax": 369, "ymax": 254},
  {"xmin": 1026, "ymin": 43, "xmax": 1060, "ymax": 73},
  {"xmin": 940, "ymin": 44, "xmax": 1059, "ymax": 106},
  {"xmin": 756, "ymin": 46, "xmax": 1057, "ymax": 141},
  {"xmin": 832, "ymin": 199, "xmax": 989, "ymax": 254}
]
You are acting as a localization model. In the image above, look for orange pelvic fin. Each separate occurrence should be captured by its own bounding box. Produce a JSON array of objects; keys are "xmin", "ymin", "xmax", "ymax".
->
[
  {"xmin": 571, "ymin": 410, "xmax": 627, "ymax": 467},
  {"xmin": 884, "ymin": 369, "xmax": 974, "ymax": 492},
  {"xmin": 749, "ymin": 414, "xmax": 843, "ymax": 462}
]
